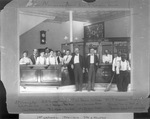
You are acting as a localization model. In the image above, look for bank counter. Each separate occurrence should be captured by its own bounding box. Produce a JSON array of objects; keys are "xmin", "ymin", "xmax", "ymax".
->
[
  {"xmin": 20, "ymin": 65, "xmax": 61, "ymax": 86},
  {"xmin": 20, "ymin": 63, "xmax": 114, "ymax": 86}
]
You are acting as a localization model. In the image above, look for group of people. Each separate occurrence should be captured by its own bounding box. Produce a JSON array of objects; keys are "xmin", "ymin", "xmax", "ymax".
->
[
  {"xmin": 102, "ymin": 49, "xmax": 131, "ymax": 92},
  {"xmin": 19, "ymin": 47, "xmax": 131, "ymax": 92},
  {"xmin": 19, "ymin": 48, "xmax": 63, "ymax": 65}
]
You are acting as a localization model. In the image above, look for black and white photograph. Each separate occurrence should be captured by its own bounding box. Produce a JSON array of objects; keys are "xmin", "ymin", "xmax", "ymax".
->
[
  {"xmin": 1, "ymin": 0, "xmax": 150, "ymax": 118},
  {"xmin": 19, "ymin": 8, "xmax": 132, "ymax": 94}
]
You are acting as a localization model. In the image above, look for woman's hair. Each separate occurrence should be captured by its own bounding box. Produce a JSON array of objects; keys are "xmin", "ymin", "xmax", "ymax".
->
[{"xmin": 23, "ymin": 51, "xmax": 28, "ymax": 55}]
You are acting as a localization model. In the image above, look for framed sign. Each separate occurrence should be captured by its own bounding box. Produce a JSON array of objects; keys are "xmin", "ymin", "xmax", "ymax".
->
[{"xmin": 84, "ymin": 22, "xmax": 104, "ymax": 41}]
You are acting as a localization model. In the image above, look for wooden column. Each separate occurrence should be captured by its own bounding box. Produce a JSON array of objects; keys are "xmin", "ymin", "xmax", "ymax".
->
[{"xmin": 69, "ymin": 11, "xmax": 73, "ymax": 52}]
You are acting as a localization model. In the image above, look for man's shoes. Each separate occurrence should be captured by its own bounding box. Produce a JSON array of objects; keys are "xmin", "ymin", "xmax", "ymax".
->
[
  {"xmin": 88, "ymin": 90, "xmax": 90, "ymax": 92},
  {"xmin": 91, "ymin": 89, "xmax": 95, "ymax": 91}
]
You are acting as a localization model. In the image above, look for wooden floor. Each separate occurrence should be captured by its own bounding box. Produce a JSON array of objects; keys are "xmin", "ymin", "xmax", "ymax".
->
[{"xmin": 20, "ymin": 83, "xmax": 132, "ymax": 93}]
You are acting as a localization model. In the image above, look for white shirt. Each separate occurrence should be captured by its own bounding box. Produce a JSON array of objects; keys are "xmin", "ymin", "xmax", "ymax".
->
[
  {"xmin": 116, "ymin": 60, "xmax": 131, "ymax": 74},
  {"xmin": 90, "ymin": 55, "xmax": 94, "ymax": 64},
  {"xmin": 74, "ymin": 54, "xmax": 80, "ymax": 64},
  {"xmin": 112, "ymin": 56, "xmax": 121, "ymax": 72},
  {"xmin": 44, "ymin": 53, "xmax": 50, "ymax": 58},
  {"xmin": 46, "ymin": 56, "xmax": 58, "ymax": 65},
  {"xmin": 19, "ymin": 57, "xmax": 33, "ymax": 65},
  {"xmin": 57, "ymin": 56, "xmax": 63, "ymax": 64},
  {"xmin": 63, "ymin": 55, "xmax": 72, "ymax": 64},
  {"xmin": 36, "ymin": 56, "xmax": 46, "ymax": 65},
  {"xmin": 102, "ymin": 54, "xmax": 112, "ymax": 64}
]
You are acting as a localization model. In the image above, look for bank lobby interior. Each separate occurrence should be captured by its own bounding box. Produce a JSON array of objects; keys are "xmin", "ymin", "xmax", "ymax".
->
[{"xmin": 19, "ymin": 8, "xmax": 131, "ymax": 93}]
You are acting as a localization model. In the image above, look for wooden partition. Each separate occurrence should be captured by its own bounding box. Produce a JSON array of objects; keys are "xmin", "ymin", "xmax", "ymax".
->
[{"xmin": 20, "ymin": 65, "xmax": 61, "ymax": 86}]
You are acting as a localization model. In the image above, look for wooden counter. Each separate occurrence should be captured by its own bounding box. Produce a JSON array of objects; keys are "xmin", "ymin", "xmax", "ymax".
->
[
  {"xmin": 20, "ymin": 65, "xmax": 61, "ymax": 86},
  {"xmin": 96, "ymin": 63, "xmax": 113, "ymax": 83}
]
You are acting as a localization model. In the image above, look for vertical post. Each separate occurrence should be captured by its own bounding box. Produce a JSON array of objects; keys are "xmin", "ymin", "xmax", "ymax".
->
[
  {"xmin": 69, "ymin": 11, "xmax": 73, "ymax": 52},
  {"xmin": 99, "ymin": 41, "xmax": 102, "ymax": 64}
]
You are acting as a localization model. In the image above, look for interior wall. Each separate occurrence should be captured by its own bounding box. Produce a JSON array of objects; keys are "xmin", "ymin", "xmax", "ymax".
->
[
  {"xmin": 20, "ymin": 15, "xmax": 130, "ymax": 56},
  {"xmin": 105, "ymin": 16, "xmax": 131, "ymax": 37},
  {"xmin": 20, "ymin": 20, "xmax": 85, "ymax": 56},
  {"xmin": 19, "ymin": 13, "xmax": 47, "ymax": 35}
]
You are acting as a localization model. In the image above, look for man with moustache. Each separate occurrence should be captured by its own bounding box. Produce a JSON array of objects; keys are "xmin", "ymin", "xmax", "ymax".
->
[
  {"xmin": 71, "ymin": 48, "xmax": 84, "ymax": 91},
  {"xmin": 116, "ymin": 53, "xmax": 131, "ymax": 92},
  {"xmin": 85, "ymin": 48, "xmax": 99, "ymax": 91},
  {"xmin": 30, "ymin": 49, "xmax": 38, "ymax": 64}
]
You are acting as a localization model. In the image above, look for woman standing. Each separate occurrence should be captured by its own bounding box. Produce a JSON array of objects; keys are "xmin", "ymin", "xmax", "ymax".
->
[{"xmin": 19, "ymin": 51, "xmax": 33, "ymax": 65}]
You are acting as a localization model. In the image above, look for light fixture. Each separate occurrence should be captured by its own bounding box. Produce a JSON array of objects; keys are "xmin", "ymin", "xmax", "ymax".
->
[
  {"xmin": 74, "ymin": 37, "xmax": 78, "ymax": 42},
  {"xmin": 64, "ymin": 36, "xmax": 68, "ymax": 40},
  {"xmin": 82, "ymin": 0, "xmax": 96, "ymax": 3},
  {"xmin": 40, "ymin": 30, "xmax": 46, "ymax": 44}
]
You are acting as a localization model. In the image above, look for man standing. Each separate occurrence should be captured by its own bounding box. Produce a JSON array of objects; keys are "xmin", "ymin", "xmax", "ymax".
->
[
  {"xmin": 71, "ymin": 48, "xmax": 84, "ymax": 91},
  {"xmin": 36, "ymin": 52, "xmax": 46, "ymax": 65},
  {"xmin": 112, "ymin": 51, "xmax": 122, "ymax": 72},
  {"xmin": 57, "ymin": 51, "xmax": 63, "ymax": 65},
  {"xmin": 30, "ymin": 49, "xmax": 38, "ymax": 64},
  {"xmin": 44, "ymin": 47, "xmax": 50, "ymax": 58},
  {"xmin": 86, "ymin": 48, "xmax": 99, "ymax": 91},
  {"xmin": 46, "ymin": 50, "xmax": 58, "ymax": 65},
  {"xmin": 102, "ymin": 49, "xmax": 112, "ymax": 64},
  {"xmin": 112, "ymin": 51, "xmax": 122, "ymax": 83},
  {"xmin": 63, "ymin": 49, "xmax": 74, "ymax": 84},
  {"xmin": 116, "ymin": 53, "xmax": 131, "ymax": 92}
]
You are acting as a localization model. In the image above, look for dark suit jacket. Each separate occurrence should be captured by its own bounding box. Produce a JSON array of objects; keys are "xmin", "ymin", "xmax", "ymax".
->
[
  {"xmin": 86, "ymin": 54, "xmax": 99, "ymax": 71},
  {"xmin": 30, "ymin": 55, "xmax": 37, "ymax": 64},
  {"xmin": 70, "ymin": 54, "xmax": 84, "ymax": 69}
]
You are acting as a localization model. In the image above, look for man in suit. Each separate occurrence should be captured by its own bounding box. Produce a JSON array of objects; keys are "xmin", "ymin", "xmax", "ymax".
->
[
  {"xmin": 86, "ymin": 48, "xmax": 99, "ymax": 91},
  {"xmin": 71, "ymin": 47, "xmax": 84, "ymax": 91},
  {"xmin": 56, "ymin": 50, "xmax": 63, "ymax": 65},
  {"xmin": 63, "ymin": 49, "xmax": 74, "ymax": 84},
  {"xmin": 44, "ymin": 47, "xmax": 50, "ymax": 58},
  {"xmin": 30, "ymin": 49, "xmax": 38, "ymax": 64}
]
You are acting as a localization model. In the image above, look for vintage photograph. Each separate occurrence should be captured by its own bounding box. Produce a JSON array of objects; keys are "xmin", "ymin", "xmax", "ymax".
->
[{"xmin": 19, "ymin": 8, "xmax": 131, "ymax": 93}]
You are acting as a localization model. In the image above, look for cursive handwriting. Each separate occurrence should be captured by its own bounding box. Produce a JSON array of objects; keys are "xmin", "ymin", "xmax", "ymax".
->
[{"xmin": 14, "ymin": 97, "xmax": 149, "ymax": 113}]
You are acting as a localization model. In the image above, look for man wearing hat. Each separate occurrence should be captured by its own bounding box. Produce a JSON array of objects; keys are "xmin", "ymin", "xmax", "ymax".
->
[
  {"xmin": 85, "ymin": 47, "xmax": 99, "ymax": 91},
  {"xmin": 116, "ymin": 53, "xmax": 131, "ymax": 92}
]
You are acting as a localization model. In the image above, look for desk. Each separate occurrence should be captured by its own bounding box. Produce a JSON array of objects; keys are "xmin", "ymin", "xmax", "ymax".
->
[
  {"xmin": 96, "ymin": 64, "xmax": 113, "ymax": 83},
  {"xmin": 20, "ymin": 65, "xmax": 61, "ymax": 86}
]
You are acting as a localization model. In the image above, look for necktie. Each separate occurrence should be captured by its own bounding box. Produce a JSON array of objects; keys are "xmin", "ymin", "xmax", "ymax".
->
[
  {"xmin": 66, "ymin": 56, "xmax": 68, "ymax": 61},
  {"xmin": 34, "ymin": 55, "xmax": 36, "ymax": 60},
  {"xmin": 34, "ymin": 55, "xmax": 36, "ymax": 64},
  {"xmin": 57, "ymin": 57, "xmax": 60, "ymax": 64}
]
